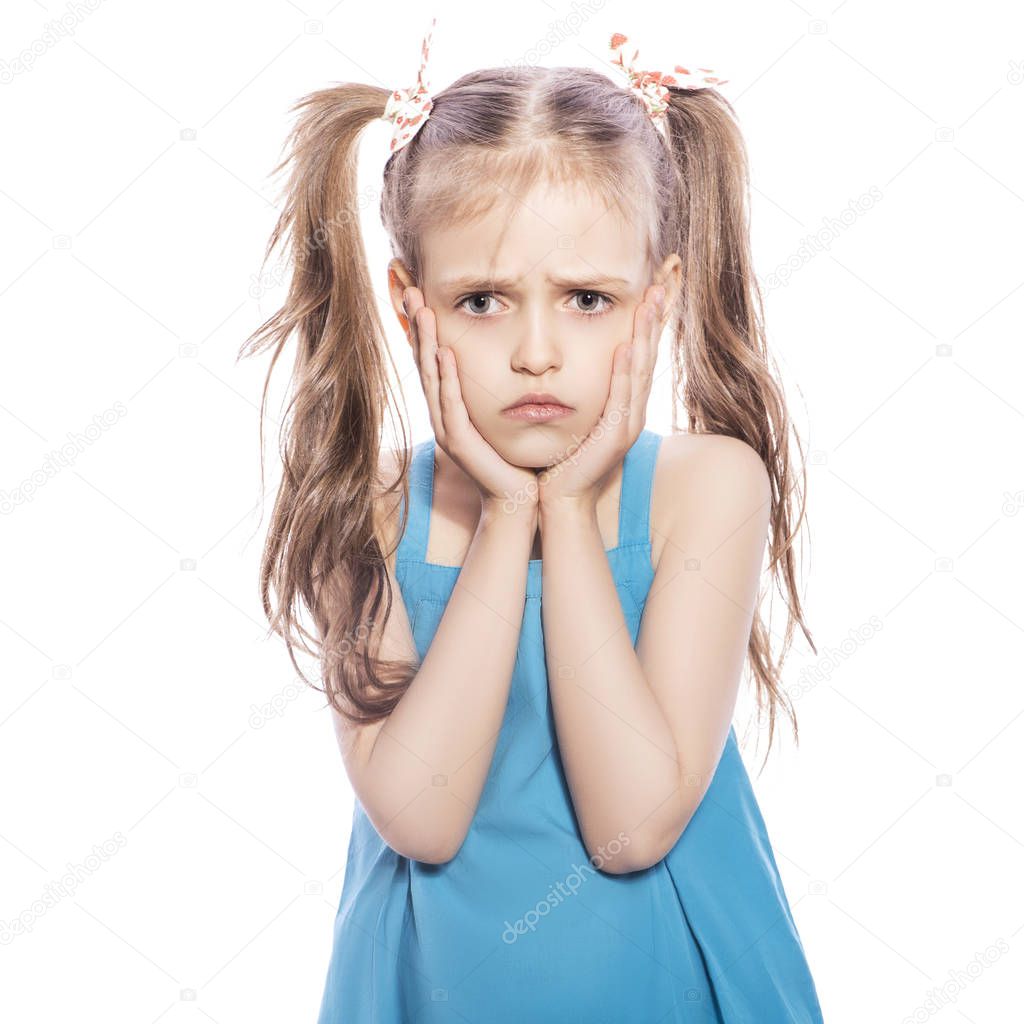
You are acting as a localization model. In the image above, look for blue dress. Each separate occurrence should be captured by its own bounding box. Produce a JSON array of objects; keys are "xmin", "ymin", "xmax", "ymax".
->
[{"xmin": 318, "ymin": 428, "xmax": 824, "ymax": 1023}]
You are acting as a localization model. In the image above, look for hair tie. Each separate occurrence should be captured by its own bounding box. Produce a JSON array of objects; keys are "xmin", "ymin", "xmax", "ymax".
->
[
  {"xmin": 381, "ymin": 16, "xmax": 436, "ymax": 154},
  {"xmin": 609, "ymin": 32, "xmax": 728, "ymax": 138},
  {"xmin": 380, "ymin": 21, "xmax": 729, "ymax": 154}
]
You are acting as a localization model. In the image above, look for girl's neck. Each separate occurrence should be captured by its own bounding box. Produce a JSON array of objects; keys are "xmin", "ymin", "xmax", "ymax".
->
[{"xmin": 432, "ymin": 439, "xmax": 623, "ymax": 561}]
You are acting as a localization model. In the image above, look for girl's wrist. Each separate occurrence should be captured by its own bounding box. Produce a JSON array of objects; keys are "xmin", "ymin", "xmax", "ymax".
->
[
  {"xmin": 478, "ymin": 495, "xmax": 539, "ymax": 534},
  {"xmin": 538, "ymin": 492, "xmax": 599, "ymax": 526}
]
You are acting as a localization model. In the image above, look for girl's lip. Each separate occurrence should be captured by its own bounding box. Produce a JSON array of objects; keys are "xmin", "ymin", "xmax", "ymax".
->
[{"xmin": 502, "ymin": 403, "xmax": 574, "ymax": 421}]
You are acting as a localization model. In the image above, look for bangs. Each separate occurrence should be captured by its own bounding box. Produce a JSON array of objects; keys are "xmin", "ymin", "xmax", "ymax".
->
[{"xmin": 406, "ymin": 142, "xmax": 653, "ymax": 278}]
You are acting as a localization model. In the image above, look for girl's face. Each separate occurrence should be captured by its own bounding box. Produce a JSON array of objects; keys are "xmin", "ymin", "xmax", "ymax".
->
[{"xmin": 392, "ymin": 180, "xmax": 680, "ymax": 468}]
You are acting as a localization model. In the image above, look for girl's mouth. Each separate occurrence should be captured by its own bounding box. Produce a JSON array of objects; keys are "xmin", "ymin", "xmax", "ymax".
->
[{"xmin": 502, "ymin": 403, "xmax": 573, "ymax": 422}]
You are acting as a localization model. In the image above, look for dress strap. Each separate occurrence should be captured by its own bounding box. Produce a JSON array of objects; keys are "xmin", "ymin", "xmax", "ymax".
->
[
  {"xmin": 395, "ymin": 438, "xmax": 436, "ymax": 564},
  {"xmin": 617, "ymin": 429, "xmax": 663, "ymax": 548}
]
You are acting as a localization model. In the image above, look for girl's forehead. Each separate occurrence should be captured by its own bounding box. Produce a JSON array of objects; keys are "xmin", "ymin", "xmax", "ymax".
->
[{"xmin": 420, "ymin": 182, "xmax": 647, "ymax": 284}]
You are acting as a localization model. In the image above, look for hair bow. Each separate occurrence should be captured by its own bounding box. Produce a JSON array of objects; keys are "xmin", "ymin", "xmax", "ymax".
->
[
  {"xmin": 380, "ymin": 23, "xmax": 727, "ymax": 154},
  {"xmin": 382, "ymin": 17, "xmax": 437, "ymax": 154},
  {"xmin": 609, "ymin": 32, "xmax": 728, "ymax": 135}
]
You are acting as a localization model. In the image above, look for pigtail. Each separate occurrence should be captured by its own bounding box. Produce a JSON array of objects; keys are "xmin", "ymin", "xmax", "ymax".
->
[
  {"xmin": 238, "ymin": 82, "xmax": 418, "ymax": 724},
  {"xmin": 662, "ymin": 86, "xmax": 816, "ymax": 772}
]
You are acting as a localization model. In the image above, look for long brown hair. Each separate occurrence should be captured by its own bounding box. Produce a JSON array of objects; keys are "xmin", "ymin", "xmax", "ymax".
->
[{"xmin": 238, "ymin": 63, "xmax": 816, "ymax": 768}]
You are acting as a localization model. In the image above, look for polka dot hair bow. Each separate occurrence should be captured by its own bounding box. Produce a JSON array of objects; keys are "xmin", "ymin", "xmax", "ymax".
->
[
  {"xmin": 609, "ymin": 32, "xmax": 728, "ymax": 137},
  {"xmin": 382, "ymin": 16, "xmax": 436, "ymax": 154}
]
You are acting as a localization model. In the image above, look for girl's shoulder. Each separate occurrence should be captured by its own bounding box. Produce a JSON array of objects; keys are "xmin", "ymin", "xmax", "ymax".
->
[
  {"xmin": 657, "ymin": 429, "xmax": 764, "ymax": 472},
  {"xmin": 651, "ymin": 431, "xmax": 771, "ymax": 570}
]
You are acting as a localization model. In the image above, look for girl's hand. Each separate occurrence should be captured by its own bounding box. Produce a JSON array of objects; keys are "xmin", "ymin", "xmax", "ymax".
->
[
  {"xmin": 537, "ymin": 284, "xmax": 666, "ymax": 511},
  {"xmin": 403, "ymin": 286, "xmax": 540, "ymax": 515}
]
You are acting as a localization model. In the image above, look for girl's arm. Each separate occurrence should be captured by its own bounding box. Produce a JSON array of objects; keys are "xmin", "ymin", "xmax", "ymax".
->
[
  {"xmin": 541, "ymin": 434, "xmax": 770, "ymax": 874},
  {"xmin": 330, "ymin": 449, "xmax": 536, "ymax": 865}
]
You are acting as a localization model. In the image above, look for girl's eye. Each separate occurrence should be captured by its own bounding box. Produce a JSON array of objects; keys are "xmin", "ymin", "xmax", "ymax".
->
[
  {"xmin": 458, "ymin": 293, "xmax": 502, "ymax": 316},
  {"xmin": 456, "ymin": 290, "xmax": 616, "ymax": 318},
  {"xmin": 569, "ymin": 290, "xmax": 614, "ymax": 317}
]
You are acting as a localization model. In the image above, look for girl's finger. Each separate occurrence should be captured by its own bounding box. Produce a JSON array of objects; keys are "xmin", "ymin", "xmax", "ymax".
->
[
  {"xmin": 436, "ymin": 345, "xmax": 473, "ymax": 447},
  {"xmin": 638, "ymin": 286, "xmax": 662, "ymax": 383},
  {"xmin": 404, "ymin": 289, "xmax": 429, "ymax": 401},
  {"xmin": 628, "ymin": 298, "xmax": 656, "ymax": 438},
  {"xmin": 406, "ymin": 289, "xmax": 446, "ymax": 446},
  {"xmin": 422, "ymin": 309, "xmax": 449, "ymax": 447},
  {"xmin": 650, "ymin": 287, "xmax": 664, "ymax": 372},
  {"xmin": 647, "ymin": 293, "xmax": 662, "ymax": 380},
  {"xmin": 579, "ymin": 341, "xmax": 631, "ymax": 479},
  {"xmin": 604, "ymin": 340, "xmax": 633, "ymax": 446},
  {"xmin": 405, "ymin": 287, "xmax": 427, "ymax": 378}
]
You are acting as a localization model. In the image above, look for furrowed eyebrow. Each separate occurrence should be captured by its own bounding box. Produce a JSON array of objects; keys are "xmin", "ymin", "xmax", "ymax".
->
[{"xmin": 440, "ymin": 273, "xmax": 631, "ymax": 293}]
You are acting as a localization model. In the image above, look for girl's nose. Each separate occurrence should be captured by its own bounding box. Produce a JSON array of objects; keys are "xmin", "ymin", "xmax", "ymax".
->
[{"xmin": 510, "ymin": 309, "xmax": 562, "ymax": 374}]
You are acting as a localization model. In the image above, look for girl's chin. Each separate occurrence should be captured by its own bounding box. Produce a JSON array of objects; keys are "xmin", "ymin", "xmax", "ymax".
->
[{"xmin": 487, "ymin": 426, "xmax": 588, "ymax": 470}]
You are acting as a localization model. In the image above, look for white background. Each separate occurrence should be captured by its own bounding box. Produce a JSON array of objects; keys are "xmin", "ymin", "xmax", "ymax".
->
[{"xmin": 2, "ymin": 0, "xmax": 1022, "ymax": 1021}]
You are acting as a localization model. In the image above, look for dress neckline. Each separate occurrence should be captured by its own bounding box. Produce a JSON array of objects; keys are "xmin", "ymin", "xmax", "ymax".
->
[
  {"xmin": 394, "ymin": 430, "xmax": 662, "ymax": 599},
  {"xmin": 417, "ymin": 434, "xmax": 646, "ymax": 569}
]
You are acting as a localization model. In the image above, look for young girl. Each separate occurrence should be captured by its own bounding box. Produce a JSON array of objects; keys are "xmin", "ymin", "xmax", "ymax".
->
[{"xmin": 241, "ymin": 20, "xmax": 825, "ymax": 1024}]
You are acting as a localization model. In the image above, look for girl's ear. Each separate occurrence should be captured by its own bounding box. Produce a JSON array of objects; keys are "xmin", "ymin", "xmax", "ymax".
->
[{"xmin": 387, "ymin": 258, "xmax": 417, "ymax": 338}]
